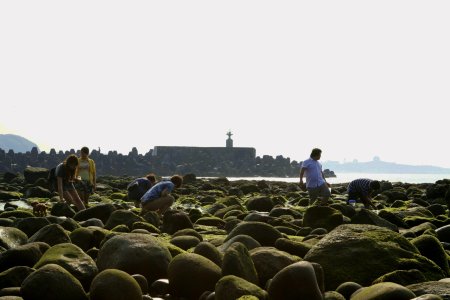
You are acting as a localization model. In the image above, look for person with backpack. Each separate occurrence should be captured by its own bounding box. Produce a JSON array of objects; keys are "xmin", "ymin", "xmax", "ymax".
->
[
  {"xmin": 55, "ymin": 154, "xmax": 86, "ymax": 211},
  {"xmin": 75, "ymin": 147, "xmax": 96, "ymax": 207},
  {"xmin": 127, "ymin": 173, "xmax": 157, "ymax": 207}
]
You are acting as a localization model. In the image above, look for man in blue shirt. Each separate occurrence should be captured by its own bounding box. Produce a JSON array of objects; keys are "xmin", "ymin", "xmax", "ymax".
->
[
  {"xmin": 299, "ymin": 148, "xmax": 331, "ymax": 205},
  {"xmin": 140, "ymin": 175, "xmax": 183, "ymax": 215}
]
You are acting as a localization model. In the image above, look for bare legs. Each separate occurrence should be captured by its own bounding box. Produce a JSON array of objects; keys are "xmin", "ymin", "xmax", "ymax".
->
[
  {"xmin": 141, "ymin": 195, "xmax": 174, "ymax": 216},
  {"xmin": 63, "ymin": 190, "xmax": 86, "ymax": 211}
]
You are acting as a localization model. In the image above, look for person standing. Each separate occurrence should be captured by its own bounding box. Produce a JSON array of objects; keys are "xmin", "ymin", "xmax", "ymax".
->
[
  {"xmin": 56, "ymin": 154, "xmax": 86, "ymax": 211},
  {"xmin": 299, "ymin": 148, "xmax": 331, "ymax": 205},
  {"xmin": 347, "ymin": 178, "xmax": 380, "ymax": 209},
  {"xmin": 140, "ymin": 175, "xmax": 183, "ymax": 215},
  {"xmin": 127, "ymin": 173, "xmax": 157, "ymax": 207},
  {"xmin": 75, "ymin": 147, "xmax": 96, "ymax": 207}
]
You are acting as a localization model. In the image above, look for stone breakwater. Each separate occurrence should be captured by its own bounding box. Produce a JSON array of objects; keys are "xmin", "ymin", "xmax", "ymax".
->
[{"xmin": 0, "ymin": 171, "xmax": 450, "ymax": 299}]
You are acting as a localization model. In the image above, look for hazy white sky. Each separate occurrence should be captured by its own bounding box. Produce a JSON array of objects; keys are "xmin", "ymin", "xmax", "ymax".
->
[{"xmin": 1, "ymin": 1, "xmax": 449, "ymax": 167}]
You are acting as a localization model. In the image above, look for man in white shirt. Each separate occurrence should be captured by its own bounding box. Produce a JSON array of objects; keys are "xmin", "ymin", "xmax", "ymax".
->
[{"xmin": 299, "ymin": 148, "xmax": 331, "ymax": 205}]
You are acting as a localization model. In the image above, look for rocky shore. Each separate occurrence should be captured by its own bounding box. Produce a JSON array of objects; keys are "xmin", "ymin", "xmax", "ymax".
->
[{"xmin": 0, "ymin": 169, "xmax": 450, "ymax": 299}]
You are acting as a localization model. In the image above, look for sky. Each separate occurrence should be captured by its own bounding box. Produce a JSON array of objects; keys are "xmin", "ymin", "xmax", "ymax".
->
[{"xmin": 1, "ymin": 1, "xmax": 449, "ymax": 168}]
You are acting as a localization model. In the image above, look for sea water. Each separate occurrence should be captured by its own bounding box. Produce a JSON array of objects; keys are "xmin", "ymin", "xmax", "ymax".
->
[{"xmin": 212, "ymin": 173, "xmax": 450, "ymax": 184}]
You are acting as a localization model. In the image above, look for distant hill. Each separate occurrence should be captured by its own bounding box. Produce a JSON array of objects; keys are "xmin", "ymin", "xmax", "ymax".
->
[
  {"xmin": 0, "ymin": 134, "xmax": 39, "ymax": 153},
  {"xmin": 323, "ymin": 158, "xmax": 450, "ymax": 174}
]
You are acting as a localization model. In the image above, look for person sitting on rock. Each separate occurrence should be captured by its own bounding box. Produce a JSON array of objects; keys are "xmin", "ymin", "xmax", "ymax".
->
[
  {"xmin": 140, "ymin": 175, "xmax": 183, "ymax": 216},
  {"xmin": 55, "ymin": 154, "xmax": 86, "ymax": 211},
  {"xmin": 347, "ymin": 178, "xmax": 381, "ymax": 209},
  {"xmin": 127, "ymin": 173, "xmax": 157, "ymax": 207}
]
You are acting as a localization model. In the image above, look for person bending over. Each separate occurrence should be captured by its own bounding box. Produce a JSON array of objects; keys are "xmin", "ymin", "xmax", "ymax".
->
[
  {"xmin": 127, "ymin": 173, "xmax": 157, "ymax": 207},
  {"xmin": 140, "ymin": 175, "xmax": 183, "ymax": 215},
  {"xmin": 56, "ymin": 154, "xmax": 86, "ymax": 211},
  {"xmin": 347, "ymin": 178, "xmax": 381, "ymax": 209}
]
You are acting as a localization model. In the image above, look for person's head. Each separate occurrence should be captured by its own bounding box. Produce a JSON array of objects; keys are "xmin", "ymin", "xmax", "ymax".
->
[
  {"xmin": 80, "ymin": 147, "xmax": 90, "ymax": 159},
  {"xmin": 146, "ymin": 173, "xmax": 157, "ymax": 185},
  {"xmin": 310, "ymin": 148, "xmax": 322, "ymax": 160},
  {"xmin": 170, "ymin": 175, "xmax": 183, "ymax": 188},
  {"xmin": 370, "ymin": 180, "xmax": 381, "ymax": 191},
  {"xmin": 64, "ymin": 154, "xmax": 79, "ymax": 178}
]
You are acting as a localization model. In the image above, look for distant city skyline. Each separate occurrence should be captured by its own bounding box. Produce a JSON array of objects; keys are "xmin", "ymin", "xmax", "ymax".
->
[{"xmin": 1, "ymin": 1, "xmax": 449, "ymax": 169}]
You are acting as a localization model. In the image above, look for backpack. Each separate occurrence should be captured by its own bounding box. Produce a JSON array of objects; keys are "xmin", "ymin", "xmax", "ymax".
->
[{"xmin": 48, "ymin": 167, "xmax": 57, "ymax": 192}]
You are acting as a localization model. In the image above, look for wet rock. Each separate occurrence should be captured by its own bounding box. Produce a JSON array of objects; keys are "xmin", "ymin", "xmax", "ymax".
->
[
  {"xmin": 20, "ymin": 264, "xmax": 87, "ymax": 300},
  {"xmin": 104, "ymin": 209, "xmax": 143, "ymax": 230},
  {"xmin": 193, "ymin": 241, "xmax": 223, "ymax": 267},
  {"xmin": 0, "ymin": 266, "xmax": 34, "ymax": 290},
  {"xmin": 224, "ymin": 221, "xmax": 282, "ymax": 247},
  {"xmin": 372, "ymin": 269, "xmax": 427, "ymax": 286},
  {"xmin": 303, "ymin": 206, "xmax": 344, "ymax": 232},
  {"xmin": 96, "ymin": 233, "xmax": 172, "ymax": 284},
  {"xmin": 168, "ymin": 253, "xmax": 221, "ymax": 300},
  {"xmin": 351, "ymin": 282, "xmax": 416, "ymax": 300},
  {"xmin": 170, "ymin": 236, "xmax": 201, "ymax": 250},
  {"xmin": 73, "ymin": 203, "xmax": 116, "ymax": 224},
  {"xmin": 89, "ymin": 269, "xmax": 142, "ymax": 300},
  {"xmin": 23, "ymin": 167, "xmax": 49, "ymax": 185},
  {"xmin": 50, "ymin": 202, "xmax": 76, "ymax": 218},
  {"xmin": 161, "ymin": 210, "xmax": 194, "ymax": 234},
  {"xmin": 0, "ymin": 242, "xmax": 49, "ymax": 272},
  {"xmin": 0, "ymin": 227, "xmax": 27, "ymax": 250},
  {"xmin": 27, "ymin": 224, "xmax": 70, "ymax": 246},
  {"xmin": 222, "ymin": 242, "xmax": 258, "ymax": 285},
  {"xmin": 215, "ymin": 275, "xmax": 268, "ymax": 300},
  {"xmin": 15, "ymin": 217, "xmax": 51, "ymax": 237}
]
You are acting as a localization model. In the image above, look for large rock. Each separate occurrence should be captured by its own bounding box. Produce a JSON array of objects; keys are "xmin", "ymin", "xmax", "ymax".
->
[
  {"xmin": 25, "ymin": 186, "xmax": 52, "ymax": 198},
  {"xmin": 193, "ymin": 241, "xmax": 223, "ymax": 267},
  {"xmin": 89, "ymin": 269, "xmax": 142, "ymax": 300},
  {"xmin": 0, "ymin": 227, "xmax": 28, "ymax": 250},
  {"xmin": 161, "ymin": 210, "xmax": 194, "ymax": 234},
  {"xmin": 0, "ymin": 266, "xmax": 35, "ymax": 290},
  {"xmin": 69, "ymin": 226, "xmax": 109, "ymax": 252},
  {"xmin": 0, "ymin": 191, "xmax": 22, "ymax": 201},
  {"xmin": 245, "ymin": 196, "xmax": 275, "ymax": 212},
  {"xmin": 50, "ymin": 202, "xmax": 76, "ymax": 218},
  {"xmin": 15, "ymin": 217, "xmax": 51, "ymax": 237},
  {"xmin": 267, "ymin": 261, "xmax": 323, "ymax": 300},
  {"xmin": 23, "ymin": 167, "xmax": 49, "ymax": 184},
  {"xmin": 215, "ymin": 275, "xmax": 268, "ymax": 300},
  {"xmin": 302, "ymin": 206, "xmax": 344, "ymax": 232},
  {"xmin": 351, "ymin": 209, "xmax": 398, "ymax": 232},
  {"xmin": 20, "ymin": 264, "xmax": 87, "ymax": 300},
  {"xmin": 407, "ymin": 281, "xmax": 450, "ymax": 300},
  {"xmin": 224, "ymin": 222, "xmax": 283, "ymax": 247},
  {"xmin": 33, "ymin": 243, "xmax": 98, "ymax": 290},
  {"xmin": 168, "ymin": 253, "xmax": 221, "ymax": 300},
  {"xmin": 250, "ymin": 247, "xmax": 301, "ymax": 287},
  {"xmin": 73, "ymin": 203, "xmax": 116, "ymax": 224},
  {"xmin": 222, "ymin": 242, "xmax": 258, "ymax": 285},
  {"xmin": 304, "ymin": 224, "xmax": 446, "ymax": 290},
  {"xmin": 27, "ymin": 224, "xmax": 71, "ymax": 246},
  {"xmin": 0, "ymin": 242, "xmax": 49, "ymax": 272},
  {"xmin": 104, "ymin": 209, "xmax": 143, "ymax": 230},
  {"xmin": 96, "ymin": 233, "xmax": 172, "ymax": 284},
  {"xmin": 351, "ymin": 282, "xmax": 416, "ymax": 300},
  {"xmin": 411, "ymin": 234, "xmax": 450, "ymax": 276}
]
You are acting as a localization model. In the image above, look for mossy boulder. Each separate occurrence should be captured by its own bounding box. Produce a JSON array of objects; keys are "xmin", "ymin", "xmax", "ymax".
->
[
  {"xmin": 302, "ymin": 206, "xmax": 344, "ymax": 232},
  {"xmin": 33, "ymin": 243, "xmax": 98, "ymax": 290},
  {"xmin": 372, "ymin": 269, "xmax": 427, "ymax": 286},
  {"xmin": 222, "ymin": 242, "xmax": 258, "ymax": 285},
  {"xmin": 267, "ymin": 261, "xmax": 323, "ymax": 300},
  {"xmin": 304, "ymin": 224, "xmax": 446, "ymax": 290},
  {"xmin": 351, "ymin": 209, "xmax": 398, "ymax": 232},
  {"xmin": 0, "ymin": 210, "xmax": 33, "ymax": 219},
  {"xmin": 274, "ymin": 238, "xmax": 312, "ymax": 258},
  {"xmin": 411, "ymin": 234, "xmax": 450, "ymax": 276},
  {"xmin": 219, "ymin": 234, "xmax": 261, "ymax": 252},
  {"xmin": 27, "ymin": 223, "xmax": 71, "ymax": 246},
  {"xmin": 89, "ymin": 269, "xmax": 142, "ymax": 300},
  {"xmin": 172, "ymin": 228, "xmax": 203, "ymax": 241},
  {"xmin": 0, "ymin": 191, "xmax": 22, "ymax": 201},
  {"xmin": 0, "ymin": 227, "xmax": 28, "ymax": 250},
  {"xmin": 96, "ymin": 233, "xmax": 172, "ymax": 284},
  {"xmin": 131, "ymin": 221, "xmax": 160, "ymax": 234},
  {"xmin": 195, "ymin": 217, "xmax": 226, "ymax": 228},
  {"xmin": 215, "ymin": 275, "xmax": 268, "ymax": 300},
  {"xmin": 245, "ymin": 196, "xmax": 275, "ymax": 212},
  {"xmin": 20, "ymin": 264, "xmax": 87, "ymax": 300},
  {"xmin": 73, "ymin": 203, "xmax": 116, "ymax": 224},
  {"xmin": 193, "ymin": 241, "xmax": 223, "ymax": 267},
  {"xmin": 0, "ymin": 266, "xmax": 35, "ymax": 290},
  {"xmin": 23, "ymin": 167, "xmax": 49, "ymax": 184},
  {"xmin": 104, "ymin": 209, "xmax": 143, "ymax": 230},
  {"xmin": 15, "ymin": 217, "xmax": 51, "ymax": 237},
  {"xmin": 161, "ymin": 210, "xmax": 194, "ymax": 234},
  {"xmin": 250, "ymin": 246, "xmax": 301, "ymax": 287},
  {"xmin": 168, "ymin": 253, "xmax": 221, "ymax": 300},
  {"xmin": 351, "ymin": 282, "xmax": 416, "ymax": 300},
  {"xmin": 0, "ymin": 242, "xmax": 49, "ymax": 272},
  {"xmin": 50, "ymin": 202, "xmax": 76, "ymax": 218},
  {"xmin": 407, "ymin": 281, "xmax": 450, "ymax": 299},
  {"xmin": 69, "ymin": 226, "xmax": 109, "ymax": 252},
  {"xmin": 224, "ymin": 222, "xmax": 282, "ymax": 247}
]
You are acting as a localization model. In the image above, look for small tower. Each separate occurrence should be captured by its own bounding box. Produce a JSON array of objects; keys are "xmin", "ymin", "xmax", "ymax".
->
[{"xmin": 226, "ymin": 131, "xmax": 233, "ymax": 148}]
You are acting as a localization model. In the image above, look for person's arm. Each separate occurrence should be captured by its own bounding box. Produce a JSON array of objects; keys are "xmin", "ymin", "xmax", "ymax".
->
[
  {"xmin": 160, "ymin": 188, "xmax": 169, "ymax": 197},
  {"xmin": 299, "ymin": 167, "xmax": 306, "ymax": 191},
  {"xmin": 57, "ymin": 177, "xmax": 64, "ymax": 202},
  {"xmin": 361, "ymin": 194, "xmax": 376, "ymax": 209},
  {"xmin": 321, "ymin": 171, "xmax": 331, "ymax": 187}
]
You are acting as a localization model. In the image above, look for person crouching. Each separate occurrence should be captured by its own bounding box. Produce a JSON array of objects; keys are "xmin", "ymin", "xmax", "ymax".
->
[{"xmin": 140, "ymin": 175, "xmax": 183, "ymax": 216}]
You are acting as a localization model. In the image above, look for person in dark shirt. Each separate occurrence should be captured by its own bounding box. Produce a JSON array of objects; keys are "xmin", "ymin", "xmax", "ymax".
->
[
  {"xmin": 55, "ymin": 154, "xmax": 85, "ymax": 211},
  {"xmin": 127, "ymin": 173, "xmax": 157, "ymax": 207},
  {"xmin": 347, "ymin": 178, "xmax": 380, "ymax": 209}
]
